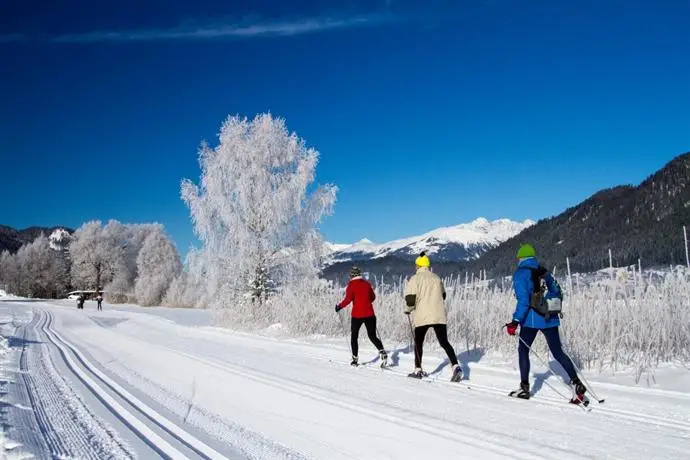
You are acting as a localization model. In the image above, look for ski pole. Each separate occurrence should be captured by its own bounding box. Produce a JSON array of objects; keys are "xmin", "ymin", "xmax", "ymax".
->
[
  {"xmin": 406, "ymin": 314, "xmax": 414, "ymax": 352},
  {"xmin": 407, "ymin": 313, "xmax": 424, "ymax": 371}
]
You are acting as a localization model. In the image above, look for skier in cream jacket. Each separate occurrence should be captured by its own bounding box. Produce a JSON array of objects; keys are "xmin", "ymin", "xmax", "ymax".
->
[{"xmin": 404, "ymin": 252, "xmax": 462, "ymax": 382}]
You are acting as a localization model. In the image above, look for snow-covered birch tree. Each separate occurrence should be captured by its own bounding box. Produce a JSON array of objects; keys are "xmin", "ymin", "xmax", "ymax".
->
[
  {"xmin": 105, "ymin": 221, "xmax": 161, "ymax": 301},
  {"xmin": 135, "ymin": 229, "xmax": 182, "ymax": 306},
  {"xmin": 181, "ymin": 113, "xmax": 337, "ymax": 310},
  {"xmin": 0, "ymin": 250, "xmax": 19, "ymax": 294},
  {"xmin": 70, "ymin": 220, "xmax": 122, "ymax": 291},
  {"xmin": 14, "ymin": 235, "xmax": 65, "ymax": 298}
]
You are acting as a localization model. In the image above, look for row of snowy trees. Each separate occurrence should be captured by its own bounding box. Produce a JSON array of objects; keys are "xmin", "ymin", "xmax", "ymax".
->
[
  {"xmin": 69, "ymin": 220, "xmax": 182, "ymax": 305},
  {"xmin": 1, "ymin": 113, "xmax": 337, "ymax": 310},
  {"xmin": 0, "ymin": 220, "xmax": 182, "ymax": 306},
  {"xmin": 0, "ymin": 235, "xmax": 70, "ymax": 298}
]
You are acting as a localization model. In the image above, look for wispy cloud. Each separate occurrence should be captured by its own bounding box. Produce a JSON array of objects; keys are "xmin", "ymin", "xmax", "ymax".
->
[
  {"xmin": 52, "ymin": 14, "xmax": 395, "ymax": 44},
  {"xmin": 0, "ymin": 34, "xmax": 25, "ymax": 43}
]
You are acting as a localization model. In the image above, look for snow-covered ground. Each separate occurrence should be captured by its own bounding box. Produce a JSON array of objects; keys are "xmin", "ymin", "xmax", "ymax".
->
[{"xmin": 0, "ymin": 299, "xmax": 688, "ymax": 459}]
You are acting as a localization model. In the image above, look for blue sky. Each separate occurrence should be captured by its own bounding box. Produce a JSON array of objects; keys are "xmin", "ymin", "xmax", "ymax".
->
[{"xmin": 1, "ymin": 0, "xmax": 689, "ymax": 255}]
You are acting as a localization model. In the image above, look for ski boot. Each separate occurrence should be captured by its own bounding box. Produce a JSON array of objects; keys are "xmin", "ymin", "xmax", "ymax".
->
[
  {"xmin": 379, "ymin": 350, "xmax": 388, "ymax": 368},
  {"xmin": 350, "ymin": 356, "xmax": 359, "ymax": 367},
  {"xmin": 450, "ymin": 364, "xmax": 463, "ymax": 382},
  {"xmin": 509, "ymin": 381, "xmax": 531, "ymax": 400},
  {"xmin": 569, "ymin": 378, "xmax": 589, "ymax": 406},
  {"xmin": 408, "ymin": 368, "xmax": 427, "ymax": 379}
]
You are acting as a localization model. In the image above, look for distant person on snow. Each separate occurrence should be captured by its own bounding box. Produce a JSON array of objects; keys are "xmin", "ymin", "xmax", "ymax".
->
[
  {"xmin": 403, "ymin": 252, "xmax": 463, "ymax": 382},
  {"xmin": 96, "ymin": 293, "xmax": 103, "ymax": 311},
  {"xmin": 505, "ymin": 243, "xmax": 588, "ymax": 404},
  {"xmin": 77, "ymin": 294, "xmax": 85, "ymax": 310},
  {"xmin": 336, "ymin": 266, "xmax": 388, "ymax": 367}
]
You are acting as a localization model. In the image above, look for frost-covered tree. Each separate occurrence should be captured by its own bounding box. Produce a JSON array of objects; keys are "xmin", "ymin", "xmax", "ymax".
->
[
  {"xmin": 69, "ymin": 220, "xmax": 165, "ymax": 302},
  {"xmin": 0, "ymin": 250, "xmax": 20, "ymax": 294},
  {"xmin": 134, "ymin": 229, "xmax": 182, "ymax": 306},
  {"xmin": 105, "ymin": 221, "xmax": 161, "ymax": 302},
  {"xmin": 181, "ymin": 113, "xmax": 337, "ymax": 308},
  {"xmin": 163, "ymin": 247, "xmax": 205, "ymax": 308},
  {"xmin": 14, "ymin": 234, "xmax": 66, "ymax": 298},
  {"xmin": 70, "ymin": 220, "xmax": 123, "ymax": 291}
]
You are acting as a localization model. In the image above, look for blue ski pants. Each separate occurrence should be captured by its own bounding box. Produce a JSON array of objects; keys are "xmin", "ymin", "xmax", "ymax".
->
[{"xmin": 518, "ymin": 326, "xmax": 578, "ymax": 384}]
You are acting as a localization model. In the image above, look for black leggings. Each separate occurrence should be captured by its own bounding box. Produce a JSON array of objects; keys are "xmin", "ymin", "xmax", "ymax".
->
[
  {"xmin": 414, "ymin": 324, "xmax": 458, "ymax": 368},
  {"xmin": 351, "ymin": 316, "xmax": 384, "ymax": 357}
]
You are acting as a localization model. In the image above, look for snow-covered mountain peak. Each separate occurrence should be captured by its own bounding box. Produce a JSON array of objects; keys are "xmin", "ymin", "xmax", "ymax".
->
[{"xmin": 324, "ymin": 217, "xmax": 533, "ymax": 264}]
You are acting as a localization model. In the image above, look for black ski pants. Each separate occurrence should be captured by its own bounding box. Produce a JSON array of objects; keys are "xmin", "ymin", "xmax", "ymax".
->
[
  {"xmin": 518, "ymin": 326, "xmax": 578, "ymax": 384},
  {"xmin": 414, "ymin": 324, "xmax": 458, "ymax": 369},
  {"xmin": 351, "ymin": 316, "xmax": 384, "ymax": 357}
]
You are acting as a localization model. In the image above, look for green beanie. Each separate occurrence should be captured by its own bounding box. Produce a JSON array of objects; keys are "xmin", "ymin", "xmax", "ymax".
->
[{"xmin": 516, "ymin": 243, "xmax": 536, "ymax": 259}]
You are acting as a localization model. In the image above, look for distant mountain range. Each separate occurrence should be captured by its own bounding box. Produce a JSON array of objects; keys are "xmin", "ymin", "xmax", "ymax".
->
[
  {"xmin": 321, "ymin": 218, "xmax": 534, "ymax": 282},
  {"xmin": 0, "ymin": 225, "xmax": 73, "ymax": 254},
  {"xmin": 323, "ymin": 151, "xmax": 690, "ymax": 282},
  {"xmin": 459, "ymin": 151, "xmax": 690, "ymax": 278},
  {"xmin": 324, "ymin": 217, "xmax": 534, "ymax": 264}
]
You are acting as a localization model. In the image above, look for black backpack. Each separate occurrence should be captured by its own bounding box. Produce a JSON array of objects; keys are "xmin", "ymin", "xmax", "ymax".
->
[{"xmin": 525, "ymin": 266, "xmax": 563, "ymax": 319}]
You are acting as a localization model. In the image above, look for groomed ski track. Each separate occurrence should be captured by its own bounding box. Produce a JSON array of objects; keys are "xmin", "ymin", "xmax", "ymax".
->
[{"xmin": 1, "ymin": 300, "xmax": 689, "ymax": 460}]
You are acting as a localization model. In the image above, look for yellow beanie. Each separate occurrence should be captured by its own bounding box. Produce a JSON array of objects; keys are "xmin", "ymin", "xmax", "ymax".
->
[{"xmin": 415, "ymin": 252, "xmax": 430, "ymax": 267}]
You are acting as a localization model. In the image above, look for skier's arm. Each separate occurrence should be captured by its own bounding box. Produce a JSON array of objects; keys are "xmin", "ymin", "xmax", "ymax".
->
[
  {"xmin": 512, "ymin": 269, "xmax": 530, "ymax": 323},
  {"xmin": 441, "ymin": 280, "xmax": 446, "ymax": 300},
  {"xmin": 338, "ymin": 283, "xmax": 354, "ymax": 309},
  {"xmin": 404, "ymin": 277, "xmax": 417, "ymax": 312},
  {"xmin": 369, "ymin": 283, "xmax": 376, "ymax": 302}
]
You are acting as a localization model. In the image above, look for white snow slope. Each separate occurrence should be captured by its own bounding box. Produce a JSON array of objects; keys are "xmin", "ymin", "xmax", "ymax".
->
[
  {"xmin": 0, "ymin": 299, "xmax": 688, "ymax": 460},
  {"xmin": 325, "ymin": 217, "xmax": 535, "ymax": 263}
]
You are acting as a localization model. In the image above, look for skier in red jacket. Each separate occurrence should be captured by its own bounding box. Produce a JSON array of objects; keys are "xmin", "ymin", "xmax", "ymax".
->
[{"xmin": 336, "ymin": 266, "xmax": 388, "ymax": 367}]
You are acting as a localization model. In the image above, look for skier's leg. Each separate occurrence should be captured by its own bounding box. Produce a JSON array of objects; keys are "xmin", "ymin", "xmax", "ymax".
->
[
  {"xmin": 414, "ymin": 325, "xmax": 430, "ymax": 369},
  {"xmin": 542, "ymin": 327, "xmax": 578, "ymax": 380},
  {"xmin": 363, "ymin": 316, "xmax": 384, "ymax": 351},
  {"xmin": 350, "ymin": 317, "xmax": 364, "ymax": 359},
  {"xmin": 431, "ymin": 324, "xmax": 459, "ymax": 366},
  {"xmin": 518, "ymin": 326, "xmax": 538, "ymax": 383}
]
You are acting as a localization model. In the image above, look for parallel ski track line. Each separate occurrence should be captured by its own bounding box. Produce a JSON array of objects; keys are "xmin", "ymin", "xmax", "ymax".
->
[
  {"xmin": 141, "ymin": 341, "xmax": 599, "ymax": 460},
  {"xmin": 323, "ymin": 355, "xmax": 690, "ymax": 433},
  {"xmin": 18, "ymin": 308, "xmax": 133, "ymax": 460},
  {"xmin": 17, "ymin": 311, "xmax": 69, "ymax": 458},
  {"xmin": 41, "ymin": 310, "xmax": 232, "ymax": 460}
]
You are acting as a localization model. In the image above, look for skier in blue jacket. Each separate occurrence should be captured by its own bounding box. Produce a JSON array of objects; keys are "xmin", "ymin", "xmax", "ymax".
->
[{"xmin": 505, "ymin": 244, "xmax": 587, "ymax": 404}]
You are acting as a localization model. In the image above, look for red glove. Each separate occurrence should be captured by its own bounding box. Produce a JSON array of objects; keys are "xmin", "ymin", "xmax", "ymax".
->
[{"xmin": 505, "ymin": 320, "xmax": 519, "ymax": 336}]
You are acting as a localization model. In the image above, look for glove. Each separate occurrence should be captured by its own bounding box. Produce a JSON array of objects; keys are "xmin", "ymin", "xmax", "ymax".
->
[
  {"xmin": 335, "ymin": 304, "xmax": 342, "ymax": 313},
  {"xmin": 505, "ymin": 320, "xmax": 519, "ymax": 336}
]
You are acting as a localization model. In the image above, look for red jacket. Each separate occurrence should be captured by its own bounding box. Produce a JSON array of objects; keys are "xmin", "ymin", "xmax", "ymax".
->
[{"xmin": 338, "ymin": 277, "xmax": 376, "ymax": 318}]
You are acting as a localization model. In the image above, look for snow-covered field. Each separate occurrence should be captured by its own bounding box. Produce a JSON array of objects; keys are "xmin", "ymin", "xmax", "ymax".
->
[{"xmin": 0, "ymin": 298, "xmax": 688, "ymax": 459}]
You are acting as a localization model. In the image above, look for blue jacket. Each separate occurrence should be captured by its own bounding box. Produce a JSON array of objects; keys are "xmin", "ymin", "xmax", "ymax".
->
[{"xmin": 511, "ymin": 257, "xmax": 562, "ymax": 329}]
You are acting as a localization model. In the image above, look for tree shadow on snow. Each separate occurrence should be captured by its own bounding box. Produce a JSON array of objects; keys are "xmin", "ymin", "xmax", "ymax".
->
[
  {"xmin": 6, "ymin": 336, "xmax": 43, "ymax": 349},
  {"xmin": 0, "ymin": 299, "xmax": 44, "ymax": 303}
]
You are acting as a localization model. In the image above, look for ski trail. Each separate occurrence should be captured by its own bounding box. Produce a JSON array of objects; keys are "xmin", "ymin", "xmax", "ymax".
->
[
  {"xmin": 3, "ymin": 309, "xmax": 135, "ymax": 460},
  {"xmin": 41, "ymin": 310, "xmax": 233, "ymax": 460},
  {"xmin": 323, "ymin": 350, "xmax": 690, "ymax": 432},
  {"xmin": 106, "ymin": 337, "xmax": 594, "ymax": 460},
  {"xmin": 15, "ymin": 301, "xmax": 689, "ymax": 460}
]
